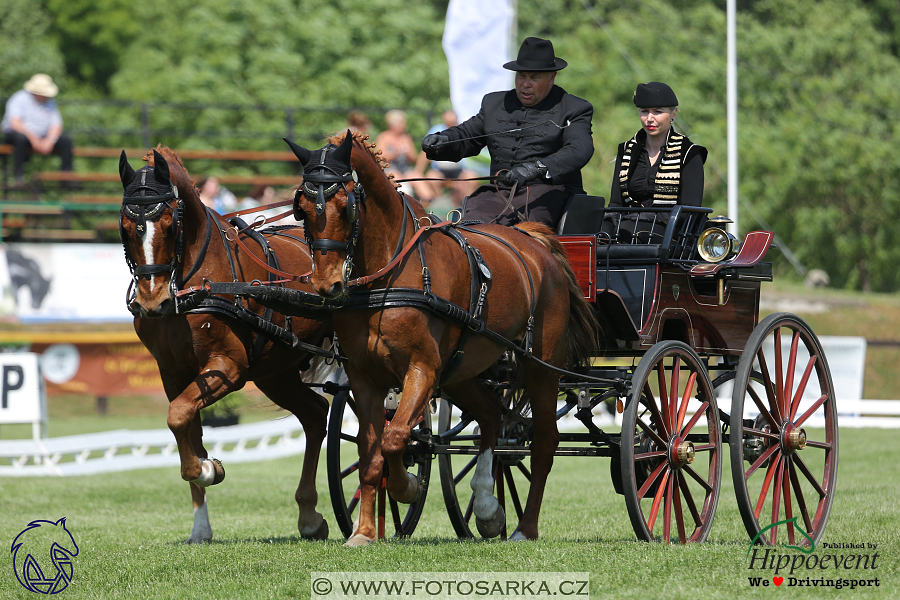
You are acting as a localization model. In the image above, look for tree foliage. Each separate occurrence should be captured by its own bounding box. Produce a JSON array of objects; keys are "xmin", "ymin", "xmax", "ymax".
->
[
  {"xmin": 0, "ymin": 0, "xmax": 65, "ymax": 94},
  {"xmin": 11, "ymin": 0, "xmax": 900, "ymax": 291}
]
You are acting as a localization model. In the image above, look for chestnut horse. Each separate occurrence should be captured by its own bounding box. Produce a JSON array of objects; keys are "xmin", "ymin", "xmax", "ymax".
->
[
  {"xmin": 118, "ymin": 147, "xmax": 332, "ymax": 543},
  {"xmin": 285, "ymin": 132, "xmax": 597, "ymax": 545}
]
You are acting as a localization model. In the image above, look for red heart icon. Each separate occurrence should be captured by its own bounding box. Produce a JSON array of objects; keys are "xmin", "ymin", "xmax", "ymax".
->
[{"xmin": 773, "ymin": 577, "xmax": 784, "ymax": 586}]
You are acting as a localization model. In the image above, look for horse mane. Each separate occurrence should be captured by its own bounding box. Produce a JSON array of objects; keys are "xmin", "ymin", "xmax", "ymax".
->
[
  {"xmin": 143, "ymin": 144, "xmax": 197, "ymax": 191},
  {"xmin": 325, "ymin": 131, "xmax": 400, "ymax": 190}
]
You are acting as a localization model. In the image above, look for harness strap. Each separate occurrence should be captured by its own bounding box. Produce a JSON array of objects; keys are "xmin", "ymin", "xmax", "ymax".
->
[
  {"xmin": 221, "ymin": 199, "xmax": 293, "ymax": 220},
  {"xmin": 348, "ymin": 217, "xmax": 453, "ymax": 288},
  {"xmin": 217, "ymin": 218, "xmax": 312, "ymax": 283},
  {"xmin": 179, "ymin": 210, "xmax": 213, "ymax": 286}
]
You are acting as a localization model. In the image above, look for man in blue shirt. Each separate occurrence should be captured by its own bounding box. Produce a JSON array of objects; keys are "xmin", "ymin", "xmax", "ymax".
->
[{"xmin": 2, "ymin": 74, "xmax": 73, "ymax": 186}]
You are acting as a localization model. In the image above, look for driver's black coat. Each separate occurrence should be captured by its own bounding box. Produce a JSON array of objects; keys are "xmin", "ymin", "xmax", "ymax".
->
[{"xmin": 424, "ymin": 85, "xmax": 594, "ymax": 193}]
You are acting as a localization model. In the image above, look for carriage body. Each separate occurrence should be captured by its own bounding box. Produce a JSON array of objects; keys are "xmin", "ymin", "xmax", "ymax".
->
[
  {"xmin": 329, "ymin": 200, "xmax": 837, "ymax": 546},
  {"xmin": 558, "ymin": 202, "xmax": 771, "ymax": 357}
]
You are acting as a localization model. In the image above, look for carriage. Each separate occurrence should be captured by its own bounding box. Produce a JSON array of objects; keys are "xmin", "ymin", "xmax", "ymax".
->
[
  {"xmin": 322, "ymin": 198, "xmax": 837, "ymax": 546},
  {"xmin": 119, "ymin": 136, "xmax": 836, "ymax": 547}
]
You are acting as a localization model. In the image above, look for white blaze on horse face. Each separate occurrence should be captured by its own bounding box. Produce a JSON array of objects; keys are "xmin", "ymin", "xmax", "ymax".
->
[
  {"xmin": 190, "ymin": 499, "xmax": 213, "ymax": 543},
  {"xmin": 470, "ymin": 448, "xmax": 501, "ymax": 520},
  {"xmin": 141, "ymin": 221, "xmax": 158, "ymax": 292}
]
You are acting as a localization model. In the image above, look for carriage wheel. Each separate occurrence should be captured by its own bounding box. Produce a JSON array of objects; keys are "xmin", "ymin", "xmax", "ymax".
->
[
  {"xmin": 731, "ymin": 313, "xmax": 838, "ymax": 546},
  {"xmin": 437, "ymin": 396, "xmax": 532, "ymax": 539},
  {"xmin": 326, "ymin": 390, "xmax": 431, "ymax": 540},
  {"xmin": 621, "ymin": 341, "xmax": 722, "ymax": 543}
]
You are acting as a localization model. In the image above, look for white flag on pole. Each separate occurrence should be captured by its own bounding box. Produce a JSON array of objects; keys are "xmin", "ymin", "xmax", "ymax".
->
[{"xmin": 442, "ymin": 0, "xmax": 515, "ymax": 122}]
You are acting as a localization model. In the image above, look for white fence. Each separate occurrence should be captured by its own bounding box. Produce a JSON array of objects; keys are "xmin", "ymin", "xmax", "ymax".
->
[{"xmin": 0, "ymin": 417, "xmax": 306, "ymax": 477}]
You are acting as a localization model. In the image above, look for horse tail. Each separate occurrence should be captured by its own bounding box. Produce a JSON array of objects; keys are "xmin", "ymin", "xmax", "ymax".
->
[{"xmin": 514, "ymin": 222, "xmax": 600, "ymax": 368}]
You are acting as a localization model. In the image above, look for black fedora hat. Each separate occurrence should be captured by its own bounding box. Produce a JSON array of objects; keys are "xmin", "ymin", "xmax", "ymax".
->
[{"xmin": 503, "ymin": 37, "xmax": 567, "ymax": 72}]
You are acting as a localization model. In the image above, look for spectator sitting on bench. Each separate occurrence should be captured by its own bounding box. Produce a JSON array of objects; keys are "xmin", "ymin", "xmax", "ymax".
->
[
  {"xmin": 603, "ymin": 82, "xmax": 707, "ymax": 244},
  {"xmin": 2, "ymin": 74, "xmax": 74, "ymax": 187}
]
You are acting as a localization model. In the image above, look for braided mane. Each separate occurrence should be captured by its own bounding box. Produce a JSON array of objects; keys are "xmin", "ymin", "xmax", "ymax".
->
[
  {"xmin": 325, "ymin": 131, "xmax": 400, "ymax": 190},
  {"xmin": 142, "ymin": 144, "xmax": 196, "ymax": 189}
]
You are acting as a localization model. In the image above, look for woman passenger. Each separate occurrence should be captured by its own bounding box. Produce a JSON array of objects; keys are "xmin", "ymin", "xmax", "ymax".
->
[{"xmin": 604, "ymin": 82, "xmax": 707, "ymax": 243}]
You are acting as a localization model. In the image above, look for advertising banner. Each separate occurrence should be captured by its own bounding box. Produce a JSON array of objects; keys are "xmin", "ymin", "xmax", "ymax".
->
[{"xmin": 0, "ymin": 243, "xmax": 132, "ymax": 323}]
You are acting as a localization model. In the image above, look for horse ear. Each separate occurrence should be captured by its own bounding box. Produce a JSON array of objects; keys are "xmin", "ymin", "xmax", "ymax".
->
[
  {"xmin": 284, "ymin": 138, "xmax": 311, "ymax": 166},
  {"xmin": 333, "ymin": 131, "xmax": 353, "ymax": 167},
  {"xmin": 119, "ymin": 150, "xmax": 135, "ymax": 190},
  {"xmin": 152, "ymin": 149, "xmax": 170, "ymax": 183}
]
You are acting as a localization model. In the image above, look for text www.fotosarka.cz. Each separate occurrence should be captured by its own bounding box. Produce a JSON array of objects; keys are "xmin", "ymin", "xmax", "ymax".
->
[{"xmin": 311, "ymin": 572, "xmax": 590, "ymax": 599}]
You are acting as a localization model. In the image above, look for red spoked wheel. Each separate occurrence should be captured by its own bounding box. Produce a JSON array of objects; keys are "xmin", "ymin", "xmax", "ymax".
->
[
  {"xmin": 621, "ymin": 341, "xmax": 722, "ymax": 543},
  {"xmin": 731, "ymin": 313, "xmax": 838, "ymax": 547},
  {"xmin": 326, "ymin": 390, "xmax": 431, "ymax": 540}
]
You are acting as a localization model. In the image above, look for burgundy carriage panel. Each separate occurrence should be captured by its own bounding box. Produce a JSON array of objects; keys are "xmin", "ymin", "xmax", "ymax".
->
[
  {"xmin": 640, "ymin": 268, "xmax": 761, "ymax": 354},
  {"xmin": 558, "ymin": 235, "xmax": 595, "ymax": 300}
]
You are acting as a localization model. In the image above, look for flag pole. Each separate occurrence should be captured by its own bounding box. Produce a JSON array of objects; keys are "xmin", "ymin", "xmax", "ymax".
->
[{"xmin": 727, "ymin": 0, "xmax": 739, "ymax": 236}]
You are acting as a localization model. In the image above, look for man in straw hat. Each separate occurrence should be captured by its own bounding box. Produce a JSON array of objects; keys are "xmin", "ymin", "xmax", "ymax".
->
[
  {"xmin": 421, "ymin": 37, "xmax": 593, "ymax": 229},
  {"xmin": 2, "ymin": 74, "xmax": 73, "ymax": 186}
]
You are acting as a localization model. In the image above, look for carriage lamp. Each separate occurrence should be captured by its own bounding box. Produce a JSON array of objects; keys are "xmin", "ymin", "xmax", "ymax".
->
[{"xmin": 697, "ymin": 221, "xmax": 738, "ymax": 263}]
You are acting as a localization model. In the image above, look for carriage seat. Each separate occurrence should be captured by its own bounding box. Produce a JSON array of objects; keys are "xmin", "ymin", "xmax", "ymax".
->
[
  {"xmin": 556, "ymin": 194, "xmax": 605, "ymax": 235},
  {"xmin": 595, "ymin": 243, "xmax": 665, "ymax": 262}
]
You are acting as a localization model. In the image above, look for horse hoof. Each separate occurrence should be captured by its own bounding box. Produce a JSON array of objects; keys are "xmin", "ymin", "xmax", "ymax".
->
[
  {"xmin": 183, "ymin": 535, "xmax": 211, "ymax": 545},
  {"xmin": 300, "ymin": 519, "xmax": 329, "ymax": 541},
  {"xmin": 390, "ymin": 471, "xmax": 422, "ymax": 504},
  {"xmin": 344, "ymin": 533, "xmax": 375, "ymax": 547},
  {"xmin": 508, "ymin": 530, "xmax": 529, "ymax": 542},
  {"xmin": 475, "ymin": 505, "xmax": 506, "ymax": 539},
  {"xmin": 192, "ymin": 458, "xmax": 225, "ymax": 487}
]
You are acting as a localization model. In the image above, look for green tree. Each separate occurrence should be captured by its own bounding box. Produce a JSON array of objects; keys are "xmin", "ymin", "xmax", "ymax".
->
[
  {"xmin": 0, "ymin": 0, "xmax": 65, "ymax": 95},
  {"xmin": 42, "ymin": 0, "xmax": 141, "ymax": 95}
]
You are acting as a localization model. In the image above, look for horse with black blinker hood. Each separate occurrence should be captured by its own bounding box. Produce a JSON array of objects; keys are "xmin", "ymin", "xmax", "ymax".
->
[
  {"xmin": 284, "ymin": 131, "xmax": 598, "ymax": 546},
  {"xmin": 118, "ymin": 146, "xmax": 332, "ymax": 543}
]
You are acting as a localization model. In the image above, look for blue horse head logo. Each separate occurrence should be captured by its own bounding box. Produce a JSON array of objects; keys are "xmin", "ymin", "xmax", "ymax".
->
[{"xmin": 11, "ymin": 518, "xmax": 79, "ymax": 594}]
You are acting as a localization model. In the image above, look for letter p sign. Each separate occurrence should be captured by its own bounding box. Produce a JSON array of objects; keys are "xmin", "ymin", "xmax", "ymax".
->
[
  {"xmin": 2, "ymin": 365, "xmax": 24, "ymax": 408},
  {"xmin": 0, "ymin": 353, "xmax": 45, "ymax": 433}
]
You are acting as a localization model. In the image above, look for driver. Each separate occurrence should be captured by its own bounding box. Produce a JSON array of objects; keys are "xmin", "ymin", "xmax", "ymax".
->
[{"xmin": 421, "ymin": 37, "xmax": 594, "ymax": 229}]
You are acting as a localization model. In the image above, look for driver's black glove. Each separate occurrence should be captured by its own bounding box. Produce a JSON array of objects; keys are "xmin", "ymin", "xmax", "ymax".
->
[
  {"xmin": 421, "ymin": 134, "xmax": 450, "ymax": 156},
  {"xmin": 503, "ymin": 161, "xmax": 548, "ymax": 187}
]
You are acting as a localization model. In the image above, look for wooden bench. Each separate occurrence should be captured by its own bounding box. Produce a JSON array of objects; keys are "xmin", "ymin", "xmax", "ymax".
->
[{"xmin": 1, "ymin": 144, "xmax": 303, "ymax": 241}]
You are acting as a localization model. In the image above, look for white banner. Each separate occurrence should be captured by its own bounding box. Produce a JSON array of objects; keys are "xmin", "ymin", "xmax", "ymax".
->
[
  {"xmin": 0, "ymin": 244, "xmax": 132, "ymax": 322},
  {"xmin": 442, "ymin": 0, "xmax": 515, "ymax": 122},
  {"xmin": 0, "ymin": 353, "xmax": 46, "ymax": 430}
]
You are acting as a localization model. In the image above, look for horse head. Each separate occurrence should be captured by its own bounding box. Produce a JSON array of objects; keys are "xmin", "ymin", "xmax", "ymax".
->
[
  {"xmin": 285, "ymin": 132, "xmax": 364, "ymax": 299},
  {"xmin": 119, "ymin": 147, "xmax": 190, "ymax": 317}
]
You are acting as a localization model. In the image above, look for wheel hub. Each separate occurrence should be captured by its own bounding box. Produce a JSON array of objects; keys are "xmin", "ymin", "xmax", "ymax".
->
[
  {"xmin": 670, "ymin": 437, "xmax": 695, "ymax": 468},
  {"xmin": 783, "ymin": 423, "xmax": 807, "ymax": 453}
]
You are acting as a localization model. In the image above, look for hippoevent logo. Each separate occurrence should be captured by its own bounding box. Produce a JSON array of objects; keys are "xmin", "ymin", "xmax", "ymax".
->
[
  {"xmin": 746, "ymin": 517, "xmax": 880, "ymax": 590},
  {"xmin": 11, "ymin": 518, "xmax": 79, "ymax": 594}
]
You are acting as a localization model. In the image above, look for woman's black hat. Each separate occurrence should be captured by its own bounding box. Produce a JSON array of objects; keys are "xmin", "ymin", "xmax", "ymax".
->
[
  {"xmin": 503, "ymin": 37, "xmax": 567, "ymax": 72},
  {"xmin": 633, "ymin": 82, "xmax": 678, "ymax": 107}
]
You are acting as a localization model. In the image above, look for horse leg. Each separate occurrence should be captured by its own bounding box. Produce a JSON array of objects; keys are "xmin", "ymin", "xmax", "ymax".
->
[
  {"xmin": 158, "ymin": 371, "xmax": 218, "ymax": 544},
  {"xmin": 167, "ymin": 358, "xmax": 242, "ymax": 485},
  {"xmin": 255, "ymin": 374, "xmax": 329, "ymax": 541},
  {"xmin": 509, "ymin": 369, "xmax": 560, "ymax": 541},
  {"xmin": 187, "ymin": 482, "xmax": 212, "ymax": 544},
  {"xmin": 442, "ymin": 378, "xmax": 505, "ymax": 538},
  {"xmin": 381, "ymin": 366, "xmax": 436, "ymax": 504},
  {"xmin": 344, "ymin": 371, "xmax": 387, "ymax": 547},
  {"xmin": 185, "ymin": 415, "xmax": 213, "ymax": 543}
]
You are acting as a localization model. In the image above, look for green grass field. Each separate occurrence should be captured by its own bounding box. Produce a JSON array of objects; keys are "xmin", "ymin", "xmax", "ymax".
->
[{"xmin": 2, "ymin": 426, "xmax": 897, "ymax": 599}]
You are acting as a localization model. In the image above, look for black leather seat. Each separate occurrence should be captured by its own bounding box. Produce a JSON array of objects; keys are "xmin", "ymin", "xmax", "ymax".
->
[{"xmin": 556, "ymin": 194, "xmax": 605, "ymax": 235}]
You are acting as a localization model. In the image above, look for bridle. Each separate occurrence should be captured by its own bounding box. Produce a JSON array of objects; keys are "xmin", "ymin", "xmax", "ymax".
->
[
  {"xmin": 293, "ymin": 144, "xmax": 366, "ymax": 282},
  {"xmin": 120, "ymin": 166, "xmax": 210, "ymax": 314}
]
